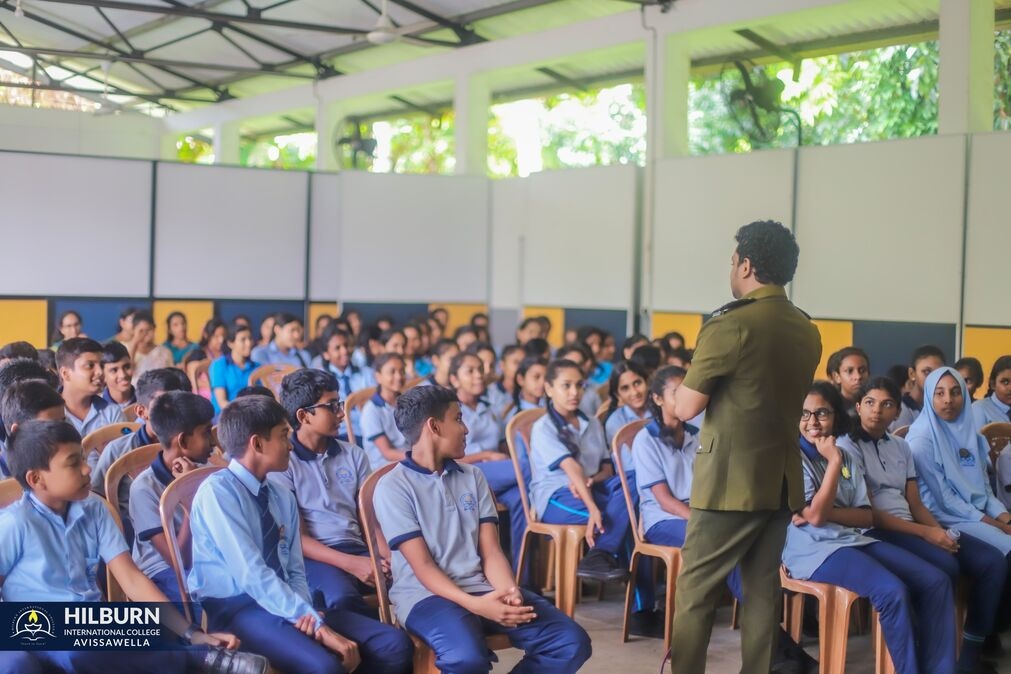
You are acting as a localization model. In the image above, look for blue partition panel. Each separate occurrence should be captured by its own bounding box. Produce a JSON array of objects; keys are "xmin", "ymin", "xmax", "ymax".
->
[
  {"xmin": 51, "ymin": 298, "xmax": 151, "ymax": 343},
  {"xmin": 852, "ymin": 321, "xmax": 957, "ymax": 377},
  {"xmin": 341, "ymin": 303, "xmax": 429, "ymax": 328},
  {"xmin": 563, "ymin": 308, "xmax": 629, "ymax": 343}
]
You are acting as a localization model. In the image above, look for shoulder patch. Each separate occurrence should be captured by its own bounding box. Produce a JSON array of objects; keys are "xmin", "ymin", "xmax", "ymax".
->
[{"xmin": 710, "ymin": 297, "xmax": 756, "ymax": 318}]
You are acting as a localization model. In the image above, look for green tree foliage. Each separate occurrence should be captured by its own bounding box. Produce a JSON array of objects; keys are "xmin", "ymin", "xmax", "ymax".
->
[
  {"xmin": 370, "ymin": 113, "xmax": 455, "ymax": 174},
  {"xmin": 241, "ymin": 133, "xmax": 316, "ymax": 170},
  {"xmin": 175, "ymin": 134, "xmax": 213, "ymax": 164}
]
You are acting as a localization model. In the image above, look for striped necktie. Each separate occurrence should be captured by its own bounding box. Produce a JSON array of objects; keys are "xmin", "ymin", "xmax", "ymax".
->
[{"xmin": 255, "ymin": 484, "xmax": 285, "ymax": 580}]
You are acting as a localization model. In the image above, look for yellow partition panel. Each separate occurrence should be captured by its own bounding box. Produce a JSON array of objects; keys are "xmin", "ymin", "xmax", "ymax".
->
[
  {"xmin": 309, "ymin": 302, "xmax": 339, "ymax": 339},
  {"xmin": 651, "ymin": 312, "xmax": 704, "ymax": 348},
  {"xmin": 963, "ymin": 327, "xmax": 1011, "ymax": 386},
  {"xmin": 429, "ymin": 303, "xmax": 489, "ymax": 335},
  {"xmin": 152, "ymin": 301, "xmax": 215, "ymax": 344},
  {"xmin": 0, "ymin": 299, "xmax": 49, "ymax": 348},
  {"xmin": 812, "ymin": 320, "xmax": 854, "ymax": 381},
  {"xmin": 522, "ymin": 306, "xmax": 565, "ymax": 348}
]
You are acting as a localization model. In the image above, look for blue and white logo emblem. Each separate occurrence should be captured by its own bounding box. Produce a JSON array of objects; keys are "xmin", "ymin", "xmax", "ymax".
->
[{"xmin": 459, "ymin": 492, "xmax": 477, "ymax": 511}]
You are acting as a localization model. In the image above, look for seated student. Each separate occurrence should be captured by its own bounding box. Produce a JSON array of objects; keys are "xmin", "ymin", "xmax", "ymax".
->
[
  {"xmin": 487, "ymin": 344, "xmax": 523, "ymax": 420},
  {"xmin": 373, "ymin": 385, "xmax": 591, "ymax": 673},
  {"xmin": 188, "ymin": 396, "xmax": 412, "ymax": 674},
  {"xmin": 523, "ymin": 337, "xmax": 551, "ymax": 362},
  {"xmin": 210, "ymin": 323, "xmax": 260, "ymax": 416},
  {"xmin": 57, "ymin": 338, "xmax": 126, "ymax": 445},
  {"xmin": 448, "ymin": 352, "xmax": 526, "ymax": 568},
  {"xmin": 101, "ymin": 340, "xmax": 136, "ymax": 409},
  {"xmin": 129, "ymin": 391, "xmax": 215, "ymax": 610},
  {"xmin": 311, "ymin": 327, "xmax": 374, "ymax": 443},
  {"xmin": 466, "ymin": 341, "xmax": 497, "ymax": 386},
  {"xmin": 838, "ymin": 376, "xmax": 1006, "ymax": 673},
  {"xmin": 251, "ymin": 313, "xmax": 311, "ymax": 368},
  {"xmin": 350, "ymin": 324, "xmax": 381, "ymax": 370},
  {"xmin": 530, "ymin": 358, "xmax": 631, "ymax": 582},
  {"xmin": 35, "ymin": 348, "xmax": 57, "ymax": 378},
  {"xmin": 128, "ymin": 310, "xmax": 158, "ymax": 365},
  {"xmin": 50, "ymin": 309, "xmax": 84, "ymax": 350},
  {"xmin": 277, "ymin": 369, "xmax": 386, "ymax": 617},
  {"xmin": 628, "ymin": 345, "xmax": 661, "ymax": 380},
  {"xmin": 622, "ymin": 334, "xmax": 649, "ymax": 361},
  {"xmin": 972, "ymin": 356, "xmax": 1011, "ymax": 508},
  {"xmin": 515, "ymin": 317, "xmax": 543, "ymax": 346},
  {"xmin": 454, "ymin": 325, "xmax": 479, "ymax": 354},
  {"xmin": 666, "ymin": 346, "xmax": 693, "ymax": 370},
  {"xmin": 826, "ymin": 346, "xmax": 870, "ymax": 416},
  {"xmin": 783, "ymin": 382, "xmax": 955, "ymax": 674},
  {"xmin": 0, "ymin": 420, "xmax": 258, "ymax": 674},
  {"xmin": 401, "ymin": 323, "xmax": 426, "ymax": 379},
  {"xmin": 163, "ymin": 311, "xmax": 199, "ymax": 365},
  {"xmin": 957, "ymin": 357, "xmax": 986, "ymax": 402},
  {"xmin": 501, "ymin": 355, "xmax": 548, "ymax": 424},
  {"xmin": 0, "ymin": 340, "xmax": 39, "ymax": 366},
  {"xmin": 417, "ymin": 338, "xmax": 458, "ymax": 388},
  {"xmin": 556, "ymin": 343, "xmax": 603, "ymax": 419},
  {"xmin": 200, "ymin": 318, "xmax": 229, "ymax": 363},
  {"xmin": 602, "ymin": 360, "xmax": 652, "ymax": 448},
  {"xmin": 0, "ymin": 358, "xmax": 60, "ymax": 459},
  {"xmin": 361, "ymin": 353, "xmax": 410, "ymax": 470},
  {"xmin": 891, "ymin": 345, "xmax": 946, "ymax": 431},
  {"xmin": 308, "ymin": 314, "xmax": 335, "ymax": 359},
  {"xmin": 110, "ymin": 306, "xmax": 137, "ymax": 347},
  {"xmin": 257, "ymin": 314, "xmax": 276, "ymax": 350},
  {"xmin": 0, "ymin": 379, "xmax": 65, "ymax": 478},
  {"xmin": 93, "ymin": 368, "xmax": 192, "ymax": 535}
]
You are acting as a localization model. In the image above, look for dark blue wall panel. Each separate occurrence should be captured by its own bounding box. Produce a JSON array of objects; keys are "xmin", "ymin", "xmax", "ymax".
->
[
  {"xmin": 564, "ymin": 308, "xmax": 629, "ymax": 343},
  {"xmin": 852, "ymin": 321, "xmax": 957, "ymax": 376},
  {"xmin": 215, "ymin": 300, "xmax": 305, "ymax": 332},
  {"xmin": 342, "ymin": 303, "xmax": 429, "ymax": 328},
  {"xmin": 52, "ymin": 298, "xmax": 151, "ymax": 343}
]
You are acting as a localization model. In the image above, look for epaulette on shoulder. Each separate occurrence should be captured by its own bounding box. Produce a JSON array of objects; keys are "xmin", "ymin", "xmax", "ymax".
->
[
  {"xmin": 795, "ymin": 305, "xmax": 812, "ymax": 320},
  {"xmin": 710, "ymin": 297, "xmax": 755, "ymax": 318}
]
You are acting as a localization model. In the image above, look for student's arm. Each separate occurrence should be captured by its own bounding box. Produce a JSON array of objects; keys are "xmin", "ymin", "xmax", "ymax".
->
[
  {"xmin": 799, "ymin": 442, "xmax": 843, "ymax": 527},
  {"xmin": 213, "ymin": 388, "xmax": 230, "ymax": 411},
  {"xmin": 558, "ymin": 456, "xmax": 604, "ymax": 547},
  {"xmin": 458, "ymin": 450, "xmax": 506, "ymax": 464},
  {"xmin": 371, "ymin": 435, "xmax": 406, "ymax": 463},
  {"xmin": 904, "ymin": 479, "xmax": 942, "ymax": 528},
  {"xmin": 649, "ymin": 483, "xmax": 692, "ymax": 520},
  {"xmin": 673, "ymin": 386, "xmax": 709, "ymax": 425},
  {"xmin": 301, "ymin": 533, "xmax": 376, "ymax": 586},
  {"xmin": 589, "ymin": 461, "xmax": 614, "ymax": 484}
]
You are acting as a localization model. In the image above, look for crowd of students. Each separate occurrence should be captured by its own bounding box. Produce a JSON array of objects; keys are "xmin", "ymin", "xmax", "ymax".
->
[{"xmin": 0, "ymin": 305, "xmax": 1010, "ymax": 674}]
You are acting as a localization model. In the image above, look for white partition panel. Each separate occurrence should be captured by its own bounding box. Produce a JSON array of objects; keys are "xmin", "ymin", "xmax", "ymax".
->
[
  {"xmin": 652, "ymin": 149, "xmax": 795, "ymax": 313},
  {"xmin": 0, "ymin": 152, "xmax": 152, "ymax": 296},
  {"xmin": 793, "ymin": 136, "xmax": 965, "ymax": 323},
  {"xmin": 337, "ymin": 173, "xmax": 489, "ymax": 303},
  {"xmin": 155, "ymin": 163, "xmax": 308, "ymax": 299},
  {"xmin": 964, "ymin": 132, "xmax": 1011, "ymax": 326},
  {"xmin": 489, "ymin": 178, "xmax": 527, "ymax": 309},
  {"xmin": 308, "ymin": 172, "xmax": 343, "ymax": 301},
  {"xmin": 520, "ymin": 165, "xmax": 637, "ymax": 310}
]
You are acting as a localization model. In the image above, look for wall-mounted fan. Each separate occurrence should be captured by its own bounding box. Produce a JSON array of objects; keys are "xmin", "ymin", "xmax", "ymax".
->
[
  {"xmin": 333, "ymin": 119, "xmax": 377, "ymax": 170},
  {"xmin": 721, "ymin": 60, "xmax": 802, "ymax": 147}
]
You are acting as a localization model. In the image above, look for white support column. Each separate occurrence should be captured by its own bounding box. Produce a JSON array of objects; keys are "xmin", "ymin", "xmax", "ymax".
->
[
  {"xmin": 938, "ymin": 0, "xmax": 994, "ymax": 135},
  {"xmin": 454, "ymin": 73, "xmax": 490, "ymax": 175},
  {"xmin": 212, "ymin": 120, "xmax": 241, "ymax": 165},
  {"xmin": 159, "ymin": 132, "xmax": 179, "ymax": 161},
  {"xmin": 315, "ymin": 101, "xmax": 346, "ymax": 172},
  {"xmin": 647, "ymin": 33, "xmax": 691, "ymax": 159}
]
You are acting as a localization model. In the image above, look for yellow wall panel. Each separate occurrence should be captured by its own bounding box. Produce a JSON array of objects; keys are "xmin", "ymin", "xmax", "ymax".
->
[
  {"xmin": 430, "ymin": 303, "xmax": 489, "ymax": 335},
  {"xmin": 152, "ymin": 301, "xmax": 215, "ymax": 344},
  {"xmin": 963, "ymin": 327, "xmax": 1011, "ymax": 387},
  {"xmin": 651, "ymin": 312, "xmax": 704, "ymax": 348},
  {"xmin": 309, "ymin": 302, "xmax": 339, "ymax": 339},
  {"xmin": 522, "ymin": 306, "xmax": 565, "ymax": 348},
  {"xmin": 0, "ymin": 299, "xmax": 49, "ymax": 348},
  {"xmin": 812, "ymin": 319, "xmax": 854, "ymax": 381}
]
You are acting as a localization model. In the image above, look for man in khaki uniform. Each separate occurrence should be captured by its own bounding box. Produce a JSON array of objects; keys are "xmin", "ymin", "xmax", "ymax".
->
[{"xmin": 669, "ymin": 220, "xmax": 821, "ymax": 674}]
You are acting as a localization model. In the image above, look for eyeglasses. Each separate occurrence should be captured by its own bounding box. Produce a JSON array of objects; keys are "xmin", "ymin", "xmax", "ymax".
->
[
  {"xmin": 800, "ymin": 408, "xmax": 832, "ymax": 422},
  {"xmin": 303, "ymin": 400, "xmax": 344, "ymax": 414}
]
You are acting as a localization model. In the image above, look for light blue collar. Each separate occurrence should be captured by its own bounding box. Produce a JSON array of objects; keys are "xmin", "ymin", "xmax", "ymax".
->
[{"xmin": 227, "ymin": 459, "xmax": 267, "ymax": 497}]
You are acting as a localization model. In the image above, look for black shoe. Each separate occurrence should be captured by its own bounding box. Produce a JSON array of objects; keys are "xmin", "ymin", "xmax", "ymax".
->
[
  {"xmin": 958, "ymin": 663, "xmax": 998, "ymax": 674},
  {"xmin": 629, "ymin": 609, "xmax": 665, "ymax": 639},
  {"xmin": 576, "ymin": 549, "xmax": 629, "ymax": 582},
  {"xmin": 199, "ymin": 647, "xmax": 268, "ymax": 674},
  {"xmin": 982, "ymin": 634, "xmax": 1003, "ymax": 658},
  {"xmin": 770, "ymin": 661, "xmax": 803, "ymax": 674}
]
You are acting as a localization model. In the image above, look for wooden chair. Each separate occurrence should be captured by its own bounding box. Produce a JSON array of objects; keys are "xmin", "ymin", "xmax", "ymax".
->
[
  {"xmin": 122, "ymin": 403, "xmax": 139, "ymax": 422},
  {"xmin": 358, "ymin": 464, "xmax": 511, "ymax": 673},
  {"xmin": 159, "ymin": 466, "xmax": 223, "ymax": 624},
  {"xmin": 780, "ymin": 568, "xmax": 895, "ymax": 674},
  {"xmin": 891, "ymin": 425, "xmax": 910, "ymax": 439},
  {"xmin": 981, "ymin": 422, "xmax": 1011, "ymax": 467},
  {"xmin": 611, "ymin": 418, "xmax": 682, "ymax": 650},
  {"xmin": 0, "ymin": 477, "xmax": 22, "ymax": 507},
  {"xmin": 505, "ymin": 409, "xmax": 585, "ymax": 617},
  {"xmin": 248, "ymin": 363, "xmax": 298, "ymax": 397},
  {"xmin": 104, "ymin": 442, "xmax": 160, "ymax": 523},
  {"xmin": 594, "ymin": 400, "xmax": 610, "ymax": 422},
  {"xmin": 596, "ymin": 382, "xmax": 609, "ymax": 402},
  {"xmin": 82, "ymin": 422, "xmax": 141, "ymax": 459},
  {"xmin": 344, "ymin": 386, "xmax": 378, "ymax": 445}
]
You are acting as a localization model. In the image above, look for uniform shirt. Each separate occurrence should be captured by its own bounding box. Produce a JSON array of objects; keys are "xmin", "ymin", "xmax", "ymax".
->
[
  {"xmin": 92, "ymin": 423, "xmax": 155, "ymax": 500},
  {"xmin": 0, "ymin": 492, "xmax": 129, "ymax": 601},
  {"xmin": 604, "ymin": 405, "xmax": 653, "ymax": 470},
  {"xmin": 579, "ymin": 385, "xmax": 603, "ymax": 420},
  {"xmin": 781, "ymin": 445, "xmax": 876, "ymax": 580},
  {"xmin": 103, "ymin": 386, "xmax": 136, "ymax": 409},
  {"xmin": 634, "ymin": 420, "xmax": 700, "ymax": 533},
  {"xmin": 528, "ymin": 410, "xmax": 609, "ymax": 518},
  {"xmin": 361, "ymin": 392, "xmax": 408, "ymax": 470},
  {"xmin": 187, "ymin": 460, "xmax": 320, "ymax": 629},
  {"xmin": 209, "ymin": 355, "xmax": 259, "ymax": 414},
  {"xmin": 502, "ymin": 397, "xmax": 544, "ymax": 426},
  {"xmin": 460, "ymin": 398, "xmax": 502, "ymax": 454},
  {"xmin": 271, "ymin": 435, "xmax": 371, "ymax": 548},
  {"xmin": 890, "ymin": 394, "xmax": 922, "ymax": 432},
  {"xmin": 487, "ymin": 382, "xmax": 511, "ymax": 421},
  {"xmin": 374, "ymin": 455, "xmax": 498, "ymax": 624},
  {"xmin": 682, "ymin": 285, "xmax": 821, "ymax": 512},
  {"xmin": 250, "ymin": 342, "xmax": 311, "ymax": 369},
  {"xmin": 129, "ymin": 451, "xmax": 182, "ymax": 578},
  {"xmin": 323, "ymin": 362, "xmax": 375, "ymax": 439},
  {"xmin": 838, "ymin": 431, "xmax": 916, "ymax": 521},
  {"xmin": 67, "ymin": 395, "xmax": 127, "ymax": 462}
]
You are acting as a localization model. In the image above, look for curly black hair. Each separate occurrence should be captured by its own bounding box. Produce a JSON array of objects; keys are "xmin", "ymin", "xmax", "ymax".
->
[{"xmin": 734, "ymin": 220, "xmax": 799, "ymax": 286}]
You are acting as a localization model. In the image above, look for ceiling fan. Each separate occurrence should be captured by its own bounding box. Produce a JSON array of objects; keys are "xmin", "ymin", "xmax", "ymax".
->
[
  {"xmin": 613, "ymin": 0, "xmax": 677, "ymax": 12},
  {"xmin": 364, "ymin": 0, "xmax": 463, "ymax": 48}
]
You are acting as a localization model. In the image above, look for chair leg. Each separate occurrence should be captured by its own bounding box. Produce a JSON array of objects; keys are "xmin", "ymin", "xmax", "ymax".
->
[
  {"xmin": 663, "ymin": 557, "xmax": 677, "ymax": 655},
  {"xmin": 622, "ymin": 551, "xmax": 640, "ymax": 643},
  {"xmin": 515, "ymin": 529, "xmax": 533, "ymax": 585},
  {"xmin": 785, "ymin": 592, "xmax": 805, "ymax": 644},
  {"xmin": 872, "ymin": 610, "xmax": 895, "ymax": 674},
  {"xmin": 826, "ymin": 591, "xmax": 856, "ymax": 674},
  {"xmin": 730, "ymin": 598, "xmax": 740, "ymax": 630},
  {"xmin": 558, "ymin": 529, "xmax": 581, "ymax": 618},
  {"xmin": 543, "ymin": 539, "xmax": 556, "ymax": 593},
  {"xmin": 814, "ymin": 592, "xmax": 832, "ymax": 674}
]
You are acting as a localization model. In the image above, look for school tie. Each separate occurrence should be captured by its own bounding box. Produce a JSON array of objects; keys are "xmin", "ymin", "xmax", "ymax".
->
[
  {"xmin": 255, "ymin": 484, "xmax": 285, "ymax": 580},
  {"xmin": 339, "ymin": 375, "xmax": 351, "ymax": 397}
]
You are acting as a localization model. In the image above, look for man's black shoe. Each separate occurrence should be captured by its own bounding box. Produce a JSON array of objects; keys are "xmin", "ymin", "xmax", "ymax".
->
[{"xmin": 576, "ymin": 549, "xmax": 629, "ymax": 582}]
